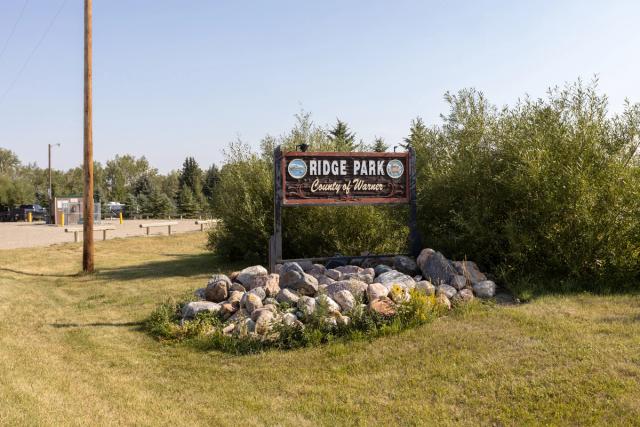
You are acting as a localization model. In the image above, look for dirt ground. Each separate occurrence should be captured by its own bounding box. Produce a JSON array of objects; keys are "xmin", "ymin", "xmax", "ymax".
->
[{"xmin": 0, "ymin": 219, "xmax": 211, "ymax": 249}]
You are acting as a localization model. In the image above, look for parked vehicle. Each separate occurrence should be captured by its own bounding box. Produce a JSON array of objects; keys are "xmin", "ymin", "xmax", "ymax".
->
[
  {"xmin": 0, "ymin": 204, "xmax": 48, "ymax": 222},
  {"xmin": 0, "ymin": 206, "xmax": 13, "ymax": 222}
]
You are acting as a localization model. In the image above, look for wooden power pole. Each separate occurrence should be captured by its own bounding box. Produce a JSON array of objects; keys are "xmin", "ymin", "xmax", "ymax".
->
[{"xmin": 83, "ymin": 0, "xmax": 94, "ymax": 272}]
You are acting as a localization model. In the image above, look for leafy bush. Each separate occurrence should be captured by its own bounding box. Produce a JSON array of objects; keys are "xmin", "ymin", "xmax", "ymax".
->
[
  {"xmin": 208, "ymin": 113, "xmax": 408, "ymax": 262},
  {"xmin": 208, "ymin": 81, "xmax": 640, "ymax": 294},
  {"xmin": 412, "ymin": 80, "xmax": 640, "ymax": 293}
]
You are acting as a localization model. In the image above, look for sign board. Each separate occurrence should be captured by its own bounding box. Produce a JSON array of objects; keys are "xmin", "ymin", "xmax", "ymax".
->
[
  {"xmin": 282, "ymin": 152, "xmax": 409, "ymax": 205},
  {"xmin": 269, "ymin": 146, "xmax": 422, "ymax": 272}
]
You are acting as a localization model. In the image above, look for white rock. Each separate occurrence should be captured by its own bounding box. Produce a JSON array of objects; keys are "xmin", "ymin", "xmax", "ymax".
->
[
  {"xmin": 473, "ymin": 280, "xmax": 496, "ymax": 298},
  {"xmin": 316, "ymin": 294, "xmax": 341, "ymax": 314},
  {"xmin": 181, "ymin": 301, "xmax": 221, "ymax": 319},
  {"xmin": 333, "ymin": 289, "xmax": 356, "ymax": 312},
  {"xmin": 367, "ymin": 283, "xmax": 389, "ymax": 301}
]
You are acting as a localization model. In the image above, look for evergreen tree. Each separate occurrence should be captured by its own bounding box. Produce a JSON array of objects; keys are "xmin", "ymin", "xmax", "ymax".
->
[
  {"xmin": 328, "ymin": 119, "xmax": 356, "ymax": 151},
  {"xmin": 177, "ymin": 186, "xmax": 199, "ymax": 217},
  {"xmin": 202, "ymin": 164, "xmax": 220, "ymax": 201},
  {"xmin": 403, "ymin": 117, "xmax": 429, "ymax": 148},
  {"xmin": 133, "ymin": 174, "xmax": 155, "ymax": 197},
  {"xmin": 371, "ymin": 136, "xmax": 389, "ymax": 152},
  {"xmin": 149, "ymin": 190, "xmax": 174, "ymax": 218},
  {"xmin": 178, "ymin": 157, "xmax": 203, "ymax": 195},
  {"xmin": 125, "ymin": 193, "xmax": 140, "ymax": 218}
]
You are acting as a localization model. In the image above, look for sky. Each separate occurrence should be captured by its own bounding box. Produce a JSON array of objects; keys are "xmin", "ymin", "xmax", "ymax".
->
[{"xmin": 0, "ymin": 0, "xmax": 639, "ymax": 172}]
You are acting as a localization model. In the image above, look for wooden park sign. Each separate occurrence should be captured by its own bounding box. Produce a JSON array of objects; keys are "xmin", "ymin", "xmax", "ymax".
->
[
  {"xmin": 282, "ymin": 151, "xmax": 409, "ymax": 205},
  {"xmin": 269, "ymin": 146, "xmax": 422, "ymax": 272}
]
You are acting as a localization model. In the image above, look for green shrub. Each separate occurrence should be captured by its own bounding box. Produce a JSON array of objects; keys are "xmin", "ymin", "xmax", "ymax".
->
[
  {"xmin": 413, "ymin": 80, "xmax": 640, "ymax": 292},
  {"xmin": 208, "ymin": 114, "xmax": 408, "ymax": 262}
]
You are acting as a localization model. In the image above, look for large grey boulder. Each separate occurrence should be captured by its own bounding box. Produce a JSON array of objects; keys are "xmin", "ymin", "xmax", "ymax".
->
[
  {"xmin": 243, "ymin": 293, "xmax": 263, "ymax": 314},
  {"xmin": 236, "ymin": 265, "xmax": 268, "ymax": 289},
  {"xmin": 204, "ymin": 274, "xmax": 231, "ymax": 302},
  {"xmin": 247, "ymin": 286, "xmax": 266, "ymax": 301},
  {"xmin": 415, "ymin": 280, "xmax": 436, "ymax": 296},
  {"xmin": 326, "ymin": 280, "xmax": 368, "ymax": 299},
  {"xmin": 308, "ymin": 264, "xmax": 327, "ymax": 278},
  {"xmin": 333, "ymin": 290, "xmax": 356, "ymax": 312},
  {"xmin": 473, "ymin": 280, "xmax": 496, "ymax": 299},
  {"xmin": 452, "ymin": 260, "xmax": 487, "ymax": 285},
  {"xmin": 375, "ymin": 270, "xmax": 416, "ymax": 290},
  {"xmin": 437, "ymin": 284, "xmax": 457, "ymax": 299},
  {"xmin": 417, "ymin": 249, "xmax": 456, "ymax": 285},
  {"xmin": 367, "ymin": 283, "xmax": 389, "ymax": 301},
  {"xmin": 280, "ymin": 271, "xmax": 318, "ymax": 296},
  {"xmin": 317, "ymin": 275, "xmax": 335, "ymax": 286},
  {"xmin": 181, "ymin": 301, "xmax": 221, "ymax": 319},
  {"xmin": 280, "ymin": 262, "xmax": 305, "ymax": 277},
  {"xmin": 253, "ymin": 310, "xmax": 275, "ymax": 335},
  {"xmin": 325, "ymin": 269, "xmax": 342, "ymax": 281},
  {"xmin": 297, "ymin": 296, "xmax": 316, "ymax": 317},
  {"xmin": 393, "ymin": 256, "xmax": 419, "ymax": 276},
  {"xmin": 316, "ymin": 294, "xmax": 341, "ymax": 314},
  {"xmin": 374, "ymin": 264, "xmax": 393, "ymax": 277},
  {"xmin": 449, "ymin": 274, "xmax": 468, "ymax": 291},
  {"xmin": 276, "ymin": 288, "xmax": 300, "ymax": 305}
]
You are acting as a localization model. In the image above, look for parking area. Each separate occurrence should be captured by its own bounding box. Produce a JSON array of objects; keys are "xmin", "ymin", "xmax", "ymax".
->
[{"xmin": 0, "ymin": 219, "xmax": 208, "ymax": 250}]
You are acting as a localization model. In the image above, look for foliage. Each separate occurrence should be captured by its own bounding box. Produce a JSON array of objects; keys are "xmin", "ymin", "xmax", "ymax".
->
[
  {"xmin": 371, "ymin": 136, "xmax": 389, "ymax": 152},
  {"xmin": 328, "ymin": 118, "xmax": 357, "ymax": 151},
  {"xmin": 208, "ymin": 114, "xmax": 408, "ymax": 261},
  {"xmin": 413, "ymin": 80, "xmax": 640, "ymax": 292},
  {"xmin": 177, "ymin": 186, "xmax": 200, "ymax": 218}
]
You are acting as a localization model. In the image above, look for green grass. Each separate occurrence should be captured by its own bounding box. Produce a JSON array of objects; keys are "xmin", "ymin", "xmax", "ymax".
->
[{"xmin": 0, "ymin": 233, "xmax": 639, "ymax": 426}]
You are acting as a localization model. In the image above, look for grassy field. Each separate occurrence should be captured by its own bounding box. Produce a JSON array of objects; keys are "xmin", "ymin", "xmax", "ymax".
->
[{"xmin": 0, "ymin": 232, "xmax": 639, "ymax": 426}]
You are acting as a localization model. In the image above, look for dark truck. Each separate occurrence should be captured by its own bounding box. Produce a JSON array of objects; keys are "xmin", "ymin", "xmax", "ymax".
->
[{"xmin": 0, "ymin": 204, "xmax": 47, "ymax": 222}]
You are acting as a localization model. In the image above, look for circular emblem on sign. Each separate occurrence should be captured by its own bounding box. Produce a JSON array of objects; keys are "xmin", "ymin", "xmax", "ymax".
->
[
  {"xmin": 386, "ymin": 159, "xmax": 404, "ymax": 179},
  {"xmin": 288, "ymin": 159, "xmax": 307, "ymax": 179}
]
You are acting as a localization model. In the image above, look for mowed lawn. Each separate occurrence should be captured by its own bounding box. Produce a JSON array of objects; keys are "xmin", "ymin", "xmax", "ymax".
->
[{"xmin": 0, "ymin": 233, "xmax": 639, "ymax": 426}]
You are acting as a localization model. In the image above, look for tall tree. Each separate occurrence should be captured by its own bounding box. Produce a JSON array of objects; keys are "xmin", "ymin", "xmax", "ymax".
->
[
  {"xmin": 202, "ymin": 164, "xmax": 220, "ymax": 201},
  {"xmin": 404, "ymin": 117, "xmax": 429, "ymax": 148},
  {"xmin": 371, "ymin": 136, "xmax": 389, "ymax": 152},
  {"xmin": 104, "ymin": 155, "xmax": 154, "ymax": 202},
  {"xmin": 0, "ymin": 148, "xmax": 20, "ymax": 176},
  {"xmin": 177, "ymin": 186, "xmax": 198, "ymax": 217},
  {"xmin": 328, "ymin": 119, "xmax": 356, "ymax": 151},
  {"xmin": 178, "ymin": 157, "xmax": 203, "ymax": 195}
]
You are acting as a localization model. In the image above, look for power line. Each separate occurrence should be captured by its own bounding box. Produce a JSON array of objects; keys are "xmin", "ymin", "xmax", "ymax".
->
[
  {"xmin": 0, "ymin": 0, "xmax": 67, "ymax": 105},
  {"xmin": 0, "ymin": 0, "xmax": 29, "ymax": 65}
]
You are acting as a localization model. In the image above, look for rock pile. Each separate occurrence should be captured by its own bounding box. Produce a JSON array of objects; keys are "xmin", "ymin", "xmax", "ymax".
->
[{"xmin": 182, "ymin": 248, "xmax": 497, "ymax": 338}]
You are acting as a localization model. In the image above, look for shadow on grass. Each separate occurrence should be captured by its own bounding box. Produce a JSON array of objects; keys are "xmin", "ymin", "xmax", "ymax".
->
[
  {"xmin": 51, "ymin": 321, "xmax": 143, "ymax": 328},
  {"xmin": 0, "ymin": 267, "xmax": 79, "ymax": 278},
  {"xmin": 96, "ymin": 253, "xmax": 247, "ymax": 281}
]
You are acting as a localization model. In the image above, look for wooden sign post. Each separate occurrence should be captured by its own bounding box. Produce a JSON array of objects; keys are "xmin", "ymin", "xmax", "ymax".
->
[{"xmin": 269, "ymin": 146, "xmax": 422, "ymax": 272}]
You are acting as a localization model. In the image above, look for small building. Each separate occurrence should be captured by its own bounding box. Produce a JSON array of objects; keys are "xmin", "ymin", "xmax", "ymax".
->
[{"xmin": 54, "ymin": 197, "xmax": 101, "ymax": 225}]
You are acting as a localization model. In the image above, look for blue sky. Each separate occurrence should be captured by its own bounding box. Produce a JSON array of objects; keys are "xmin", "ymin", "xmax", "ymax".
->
[{"xmin": 1, "ymin": 0, "xmax": 639, "ymax": 172}]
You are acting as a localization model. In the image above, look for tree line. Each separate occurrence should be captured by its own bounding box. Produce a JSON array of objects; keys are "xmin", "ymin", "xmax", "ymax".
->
[{"xmin": 0, "ymin": 119, "xmax": 388, "ymax": 218}]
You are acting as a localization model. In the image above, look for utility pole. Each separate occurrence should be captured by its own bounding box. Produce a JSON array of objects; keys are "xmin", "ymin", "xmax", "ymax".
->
[
  {"xmin": 48, "ymin": 143, "xmax": 60, "ymax": 224},
  {"xmin": 83, "ymin": 0, "xmax": 94, "ymax": 272}
]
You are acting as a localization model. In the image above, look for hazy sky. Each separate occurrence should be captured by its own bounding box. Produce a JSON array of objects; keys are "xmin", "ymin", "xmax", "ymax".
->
[{"xmin": 1, "ymin": 0, "xmax": 639, "ymax": 172}]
